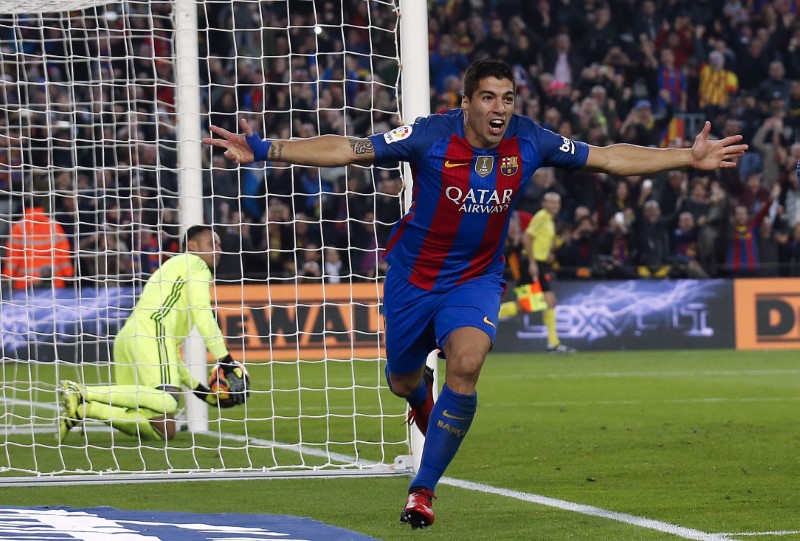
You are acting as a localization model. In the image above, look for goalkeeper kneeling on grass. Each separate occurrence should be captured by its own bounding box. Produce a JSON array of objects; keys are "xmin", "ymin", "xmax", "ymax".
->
[{"xmin": 57, "ymin": 225, "xmax": 248, "ymax": 442}]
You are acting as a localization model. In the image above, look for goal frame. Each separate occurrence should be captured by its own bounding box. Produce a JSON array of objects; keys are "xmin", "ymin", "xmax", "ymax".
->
[{"xmin": 0, "ymin": 0, "xmax": 432, "ymax": 485}]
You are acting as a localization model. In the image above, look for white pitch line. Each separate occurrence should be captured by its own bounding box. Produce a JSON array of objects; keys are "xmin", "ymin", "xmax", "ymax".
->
[
  {"xmin": 234, "ymin": 432, "xmax": 738, "ymax": 540},
  {"xmin": 718, "ymin": 532, "xmax": 800, "ymax": 537},
  {"xmin": 488, "ymin": 396, "xmax": 800, "ymax": 409},
  {"xmin": 439, "ymin": 477, "xmax": 736, "ymax": 541},
  {"xmin": 494, "ymin": 369, "xmax": 800, "ymax": 380},
  {"xmin": 5, "ymin": 400, "xmax": 780, "ymax": 540}
]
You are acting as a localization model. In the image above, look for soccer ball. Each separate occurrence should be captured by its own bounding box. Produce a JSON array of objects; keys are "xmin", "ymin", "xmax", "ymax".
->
[{"xmin": 208, "ymin": 361, "xmax": 250, "ymax": 408}]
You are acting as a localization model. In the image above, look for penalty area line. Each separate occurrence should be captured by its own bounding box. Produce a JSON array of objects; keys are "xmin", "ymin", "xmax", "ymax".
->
[{"xmin": 440, "ymin": 477, "xmax": 736, "ymax": 541}]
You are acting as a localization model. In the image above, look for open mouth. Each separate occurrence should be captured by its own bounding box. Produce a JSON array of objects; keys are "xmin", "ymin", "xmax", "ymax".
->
[{"xmin": 489, "ymin": 119, "xmax": 505, "ymax": 135}]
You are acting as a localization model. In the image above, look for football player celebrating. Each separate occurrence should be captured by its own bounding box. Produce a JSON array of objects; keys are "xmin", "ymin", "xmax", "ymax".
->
[
  {"xmin": 203, "ymin": 59, "xmax": 746, "ymax": 529},
  {"xmin": 57, "ymin": 225, "xmax": 247, "ymax": 443}
]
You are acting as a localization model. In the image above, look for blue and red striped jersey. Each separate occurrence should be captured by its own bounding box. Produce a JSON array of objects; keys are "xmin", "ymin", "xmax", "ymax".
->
[{"xmin": 368, "ymin": 108, "xmax": 589, "ymax": 291}]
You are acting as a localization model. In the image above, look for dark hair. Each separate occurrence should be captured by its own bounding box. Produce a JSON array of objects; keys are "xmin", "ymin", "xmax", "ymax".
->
[
  {"xmin": 183, "ymin": 224, "xmax": 213, "ymax": 251},
  {"xmin": 462, "ymin": 58, "xmax": 515, "ymax": 99}
]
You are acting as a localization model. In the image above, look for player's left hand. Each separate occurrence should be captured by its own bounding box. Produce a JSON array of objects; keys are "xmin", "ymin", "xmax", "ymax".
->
[
  {"xmin": 193, "ymin": 382, "xmax": 218, "ymax": 406},
  {"xmin": 225, "ymin": 375, "xmax": 248, "ymax": 406},
  {"xmin": 690, "ymin": 121, "xmax": 748, "ymax": 170}
]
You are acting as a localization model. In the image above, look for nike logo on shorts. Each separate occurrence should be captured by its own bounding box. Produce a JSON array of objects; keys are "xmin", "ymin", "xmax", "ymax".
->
[{"xmin": 483, "ymin": 316, "xmax": 496, "ymax": 328}]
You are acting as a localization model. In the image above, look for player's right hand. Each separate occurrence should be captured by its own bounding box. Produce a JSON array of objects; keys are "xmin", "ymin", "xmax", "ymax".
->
[{"xmin": 202, "ymin": 118, "xmax": 256, "ymax": 165}]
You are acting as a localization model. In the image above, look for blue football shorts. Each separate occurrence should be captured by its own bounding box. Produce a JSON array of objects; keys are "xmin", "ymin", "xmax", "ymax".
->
[{"xmin": 382, "ymin": 267, "xmax": 503, "ymax": 376}]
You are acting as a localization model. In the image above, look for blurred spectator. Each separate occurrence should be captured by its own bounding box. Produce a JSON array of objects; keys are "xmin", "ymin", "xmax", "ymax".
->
[
  {"xmin": 510, "ymin": 33, "xmax": 542, "ymax": 79},
  {"xmin": 619, "ymin": 96, "xmax": 674, "ymax": 147},
  {"xmin": 429, "ymin": 35, "xmax": 469, "ymax": 94},
  {"xmin": 84, "ymin": 228, "xmax": 133, "ymax": 285},
  {"xmin": 736, "ymin": 36, "xmax": 770, "ymax": 93},
  {"xmin": 374, "ymin": 173, "xmax": 403, "ymax": 247},
  {"xmin": 657, "ymin": 170, "xmax": 688, "ymax": 220},
  {"xmin": 634, "ymin": 0, "xmax": 661, "ymax": 42},
  {"xmin": 724, "ymin": 199, "xmax": 775, "ymax": 277},
  {"xmin": 579, "ymin": 3, "xmax": 618, "ymax": 65},
  {"xmin": 483, "ymin": 18, "xmax": 510, "ymax": 61},
  {"xmin": 774, "ymin": 145, "xmax": 800, "ymax": 227},
  {"xmin": 673, "ymin": 177, "xmax": 710, "ymax": 230},
  {"xmin": 299, "ymin": 260, "xmax": 322, "ymax": 282},
  {"xmin": 671, "ymin": 211, "xmax": 709, "ymax": 278},
  {"xmin": 725, "ymin": 116, "xmax": 760, "ymax": 186},
  {"xmin": 323, "ymin": 247, "xmax": 344, "ymax": 283},
  {"xmin": 589, "ymin": 85, "xmax": 619, "ymax": 140},
  {"xmin": 656, "ymin": 48, "xmax": 687, "ymax": 113},
  {"xmin": 502, "ymin": 211, "xmax": 532, "ymax": 287},
  {"xmin": 636, "ymin": 200, "xmax": 673, "ymax": 278},
  {"xmin": 757, "ymin": 60, "xmax": 792, "ymax": 104},
  {"xmin": 738, "ymin": 172, "xmax": 772, "ymax": 216},
  {"xmin": 544, "ymin": 33, "xmax": 583, "ymax": 87},
  {"xmin": 519, "ymin": 167, "xmax": 556, "ymax": 215},
  {"xmin": 298, "ymin": 241, "xmax": 323, "ymax": 282},
  {"xmin": 654, "ymin": 11, "xmax": 693, "ymax": 69},
  {"xmin": 752, "ymin": 105, "xmax": 793, "ymax": 187},
  {"xmin": 604, "ymin": 179, "xmax": 636, "ymax": 227},
  {"xmin": 556, "ymin": 215, "xmax": 598, "ymax": 279},
  {"xmin": 595, "ymin": 212, "xmax": 637, "ymax": 279},
  {"xmin": 698, "ymin": 50, "xmax": 738, "ymax": 117},
  {"xmin": 350, "ymin": 211, "xmax": 383, "ymax": 279},
  {"xmin": 758, "ymin": 217, "xmax": 790, "ymax": 277},
  {"xmin": 698, "ymin": 179, "xmax": 733, "ymax": 277}
]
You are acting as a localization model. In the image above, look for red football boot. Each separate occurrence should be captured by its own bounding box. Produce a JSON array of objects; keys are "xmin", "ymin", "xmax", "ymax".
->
[
  {"xmin": 406, "ymin": 366, "xmax": 434, "ymax": 435},
  {"xmin": 400, "ymin": 487, "xmax": 436, "ymax": 529}
]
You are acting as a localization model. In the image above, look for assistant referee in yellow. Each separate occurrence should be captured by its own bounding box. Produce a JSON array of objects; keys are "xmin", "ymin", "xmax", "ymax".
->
[
  {"xmin": 525, "ymin": 192, "xmax": 576, "ymax": 354},
  {"xmin": 58, "ymin": 225, "xmax": 246, "ymax": 442}
]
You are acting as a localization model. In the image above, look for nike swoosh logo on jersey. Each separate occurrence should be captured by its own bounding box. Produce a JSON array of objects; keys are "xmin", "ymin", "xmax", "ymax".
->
[
  {"xmin": 444, "ymin": 160, "xmax": 469, "ymax": 168},
  {"xmin": 442, "ymin": 410, "xmax": 469, "ymax": 420},
  {"xmin": 483, "ymin": 316, "xmax": 496, "ymax": 328}
]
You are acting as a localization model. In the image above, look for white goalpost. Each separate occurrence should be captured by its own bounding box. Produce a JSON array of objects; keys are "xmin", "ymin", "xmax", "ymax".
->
[{"xmin": 0, "ymin": 0, "xmax": 431, "ymax": 484}]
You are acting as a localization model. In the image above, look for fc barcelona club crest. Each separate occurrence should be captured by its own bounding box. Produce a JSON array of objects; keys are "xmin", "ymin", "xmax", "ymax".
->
[
  {"xmin": 475, "ymin": 156, "xmax": 494, "ymax": 177},
  {"xmin": 500, "ymin": 156, "xmax": 519, "ymax": 176}
]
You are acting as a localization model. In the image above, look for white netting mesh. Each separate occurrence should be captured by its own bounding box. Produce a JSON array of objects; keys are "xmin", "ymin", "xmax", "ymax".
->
[{"xmin": 0, "ymin": 0, "xmax": 410, "ymax": 481}]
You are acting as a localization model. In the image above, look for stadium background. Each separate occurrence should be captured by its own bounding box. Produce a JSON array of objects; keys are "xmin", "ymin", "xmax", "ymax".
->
[{"xmin": 1, "ymin": 2, "xmax": 799, "ymax": 540}]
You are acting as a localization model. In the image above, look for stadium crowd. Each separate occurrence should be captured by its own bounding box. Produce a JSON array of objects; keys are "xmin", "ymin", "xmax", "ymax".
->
[{"xmin": 2, "ymin": 0, "xmax": 800, "ymax": 288}]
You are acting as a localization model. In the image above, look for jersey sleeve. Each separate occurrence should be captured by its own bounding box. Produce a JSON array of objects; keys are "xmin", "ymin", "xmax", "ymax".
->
[
  {"xmin": 186, "ymin": 257, "xmax": 229, "ymax": 360},
  {"xmin": 368, "ymin": 115, "xmax": 431, "ymax": 166},
  {"xmin": 534, "ymin": 124, "xmax": 590, "ymax": 171}
]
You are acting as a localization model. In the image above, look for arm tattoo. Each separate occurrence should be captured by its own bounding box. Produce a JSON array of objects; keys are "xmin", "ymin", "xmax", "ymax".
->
[
  {"xmin": 348, "ymin": 137, "xmax": 374, "ymax": 155},
  {"xmin": 268, "ymin": 143, "xmax": 284, "ymax": 161}
]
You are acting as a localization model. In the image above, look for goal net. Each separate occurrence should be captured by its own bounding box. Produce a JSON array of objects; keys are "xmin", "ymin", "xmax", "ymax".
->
[{"xmin": 0, "ymin": 0, "xmax": 418, "ymax": 483}]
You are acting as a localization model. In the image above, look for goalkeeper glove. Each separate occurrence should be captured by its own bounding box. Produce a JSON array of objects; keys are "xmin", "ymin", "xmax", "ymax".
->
[
  {"xmin": 216, "ymin": 354, "xmax": 249, "ymax": 406},
  {"xmin": 192, "ymin": 382, "xmax": 218, "ymax": 406}
]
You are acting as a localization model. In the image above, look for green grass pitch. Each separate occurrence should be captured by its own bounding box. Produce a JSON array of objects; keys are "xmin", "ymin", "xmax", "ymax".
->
[{"xmin": 2, "ymin": 349, "xmax": 799, "ymax": 540}]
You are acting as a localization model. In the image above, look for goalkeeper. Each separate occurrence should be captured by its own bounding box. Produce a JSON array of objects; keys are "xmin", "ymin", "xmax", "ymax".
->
[{"xmin": 57, "ymin": 225, "xmax": 247, "ymax": 442}]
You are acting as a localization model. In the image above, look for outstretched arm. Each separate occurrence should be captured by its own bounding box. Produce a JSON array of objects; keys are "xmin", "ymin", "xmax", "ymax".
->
[
  {"xmin": 202, "ymin": 118, "xmax": 375, "ymax": 167},
  {"xmin": 584, "ymin": 121, "xmax": 747, "ymax": 176}
]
